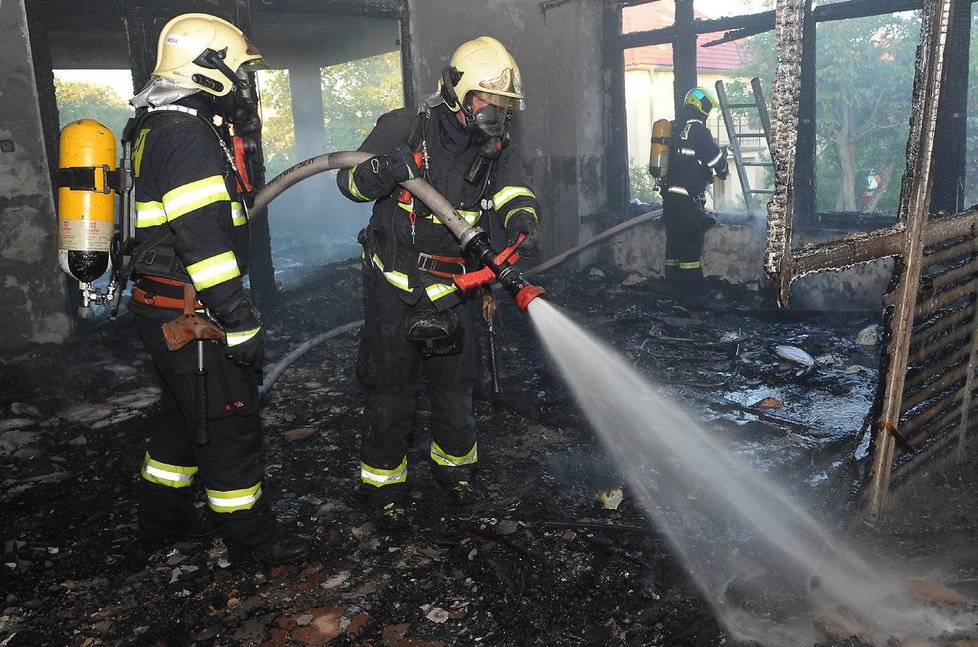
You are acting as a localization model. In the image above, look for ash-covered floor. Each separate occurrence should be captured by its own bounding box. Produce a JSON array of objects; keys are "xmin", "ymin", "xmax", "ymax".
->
[{"xmin": 3, "ymin": 258, "xmax": 977, "ymax": 646}]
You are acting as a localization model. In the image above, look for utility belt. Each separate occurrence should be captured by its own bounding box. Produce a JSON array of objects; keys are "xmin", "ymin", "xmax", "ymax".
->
[
  {"xmin": 358, "ymin": 226, "xmax": 477, "ymax": 280},
  {"xmin": 133, "ymin": 275, "xmax": 202, "ymax": 310},
  {"xmin": 666, "ymin": 185, "xmax": 707, "ymax": 209},
  {"xmin": 417, "ymin": 252, "xmax": 479, "ymax": 279}
]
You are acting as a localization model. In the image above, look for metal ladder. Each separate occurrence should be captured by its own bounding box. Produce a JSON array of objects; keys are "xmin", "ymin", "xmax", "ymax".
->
[{"xmin": 714, "ymin": 78, "xmax": 774, "ymax": 213}]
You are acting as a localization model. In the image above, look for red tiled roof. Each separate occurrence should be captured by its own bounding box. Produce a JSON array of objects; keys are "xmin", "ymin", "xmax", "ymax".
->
[{"xmin": 622, "ymin": 2, "xmax": 746, "ymax": 71}]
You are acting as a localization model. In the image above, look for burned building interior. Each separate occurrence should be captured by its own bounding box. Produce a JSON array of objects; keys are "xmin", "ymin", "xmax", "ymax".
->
[{"xmin": 5, "ymin": 0, "xmax": 978, "ymax": 645}]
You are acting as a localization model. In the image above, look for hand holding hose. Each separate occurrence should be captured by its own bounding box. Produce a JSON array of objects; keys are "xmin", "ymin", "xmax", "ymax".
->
[{"xmin": 505, "ymin": 209, "xmax": 540, "ymax": 257}]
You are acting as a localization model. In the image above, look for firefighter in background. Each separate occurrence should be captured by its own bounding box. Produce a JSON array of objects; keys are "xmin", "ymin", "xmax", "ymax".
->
[
  {"xmin": 127, "ymin": 13, "xmax": 308, "ymax": 565},
  {"xmin": 661, "ymin": 86, "xmax": 728, "ymax": 290},
  {"xmin": 337, "ymin": 36, "xmax": 541, "ymax": 530}
]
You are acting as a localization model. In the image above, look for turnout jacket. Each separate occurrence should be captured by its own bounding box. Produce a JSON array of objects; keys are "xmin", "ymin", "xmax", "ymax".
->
[
  {"xmin": 129, "ymin": 94, "xmax": 258, "ymax": 345},
  {"xmin": 665, "ymin": 109, "xmax": 728, "ymax": 200},
  {"xmin": 337, "ymin": 104, "xmax": 540, "ymax": 311}
]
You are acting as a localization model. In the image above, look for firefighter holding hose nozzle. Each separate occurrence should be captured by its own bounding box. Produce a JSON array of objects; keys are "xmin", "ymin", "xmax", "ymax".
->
[
  {"xmin": 124, "ymin": 13, "xmax": 308, "ymax": 566},
  {"xmin": 337, "ymin": 36, "xmax": 541, "ymax": 531}
]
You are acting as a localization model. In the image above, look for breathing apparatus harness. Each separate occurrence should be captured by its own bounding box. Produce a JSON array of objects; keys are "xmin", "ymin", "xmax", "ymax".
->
[
  {"xmin": 384, "ymin": 81, "xmax": 520, "ymax": 359},
  {"xmin": 113, "ymin": 100, "xmax": 257, "ymax": 317}
]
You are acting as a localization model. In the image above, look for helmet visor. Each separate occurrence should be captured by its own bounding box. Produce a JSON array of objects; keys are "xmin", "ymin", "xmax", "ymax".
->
[{"xmin": 473, "ymin": 91, "xmax": 522, "ymax": 113}]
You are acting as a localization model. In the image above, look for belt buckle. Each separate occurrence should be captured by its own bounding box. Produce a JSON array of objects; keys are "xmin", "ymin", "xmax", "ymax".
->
[
  {"xmin": 417, "ymin": 252, "xmax": 466, "ymax": 276},
  {"xmin": 417, "ymin": 252, "xmax": 435, "ymax": 272}
]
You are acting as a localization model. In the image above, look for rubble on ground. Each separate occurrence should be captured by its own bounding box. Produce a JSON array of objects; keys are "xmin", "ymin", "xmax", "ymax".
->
[{"xmin": 2, "ymin": 261, "xmax": 977, "ymax": 646}]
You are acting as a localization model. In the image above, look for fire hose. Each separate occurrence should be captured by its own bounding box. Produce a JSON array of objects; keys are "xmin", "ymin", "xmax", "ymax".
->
[
  {"xmin": 253, "ymin": 151, "xmax": 545, "ymax": 395},
  {"xmin": 251, "ymin": 151, "xmax": 544, "ymax": 309},
  {"xmin": 253, "ymin": 152, "xmax": 663, "ymax": 395}
]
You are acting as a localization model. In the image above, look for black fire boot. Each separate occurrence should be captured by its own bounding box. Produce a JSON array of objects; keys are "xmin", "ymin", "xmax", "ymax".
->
[
  {"xmin": 139, "ymin": 506, "xmax": 217, "ymax": 548},
  {"xmin": 433, "ymin": 468, "xmax": 480, "ymax": 506},
  {"xmin": 444, "ymin": 479, "xmax": 478, "ymax": 506},
  {"xmin": 227, "ymin": 531, "xmax": 312, "ymax": 567},
  {"xmin": 376, "ymin": 501, "xmax": 411, "ymax": 532}
]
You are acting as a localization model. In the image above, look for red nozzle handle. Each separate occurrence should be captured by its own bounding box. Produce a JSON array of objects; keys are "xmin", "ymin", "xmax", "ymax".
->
[{"xmin": 453, "ymin": 234, "xmax": 525, "ymax": 293}]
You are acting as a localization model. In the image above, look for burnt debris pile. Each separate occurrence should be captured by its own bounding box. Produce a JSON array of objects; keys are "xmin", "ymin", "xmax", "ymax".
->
[{"xmin": 3, "ymin": 262, "xmax": 977, "ymax": 646}]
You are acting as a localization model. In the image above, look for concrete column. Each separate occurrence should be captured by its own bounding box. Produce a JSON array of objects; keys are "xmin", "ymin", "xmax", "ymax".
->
[
  {"xmin": 289, "ymin": 64, "xmax": 329, "ymax": 166},
  {"xmin": 0, "ymin": 0, "xmax": 72, "ymax": 351}
]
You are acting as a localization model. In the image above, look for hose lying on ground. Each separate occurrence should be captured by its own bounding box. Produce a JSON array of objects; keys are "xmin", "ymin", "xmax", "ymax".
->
[
  {"xmin": 260, "ymin": 320, "xmax": 363, "ymax": 398},
  {"xmin": 253, "ymin": 151, "xmax": 664, "ymax": 394}
]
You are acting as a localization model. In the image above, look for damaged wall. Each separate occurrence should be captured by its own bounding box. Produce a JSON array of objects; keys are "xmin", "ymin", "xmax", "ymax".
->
[
  {"xmin": 407, "ymin": 0, "xmax": 612, "ymax": 260},
  {"xmin": 0, "ymin": 0, "xmax": 72, "ymax": 353},
  {"xmin": 613, "ymin": 218, "xmax": 893, "ymax": 310}
]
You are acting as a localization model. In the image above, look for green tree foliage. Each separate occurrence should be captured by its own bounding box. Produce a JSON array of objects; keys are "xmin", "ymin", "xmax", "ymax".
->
[
  {"xmin": 256, "ymin": 51, "xmax": 403, "ymax": 180},
  {"xmin": 321, "ymin": 51, "xmax": 403, "ymax": 151},
  {"xmin": 54, "ymin": 80, "xmax": 133, "ymax": 141},
  {"xmin": 628, "ymin": 161, "xmax": 662, "ymax": 207},
  {"xmin": 815, "ymin": 13, "xmax": 917, "ymax": 214},
  {"xmin": 734, "ymin": 10, "xmax": 919, "ymax": 215},
  {"xmin": 256, "ymin": 69, "xmax": 296, "ymax": 180}
]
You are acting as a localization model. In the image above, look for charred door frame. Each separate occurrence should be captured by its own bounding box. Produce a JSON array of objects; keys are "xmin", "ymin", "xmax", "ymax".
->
[
  {"xmin": 766, "ymin": 0, "xmax": 978, "ymax": 524},
  {"xmin": 616, "ymin": 0, "xmax": 978, "ymax": 523}
]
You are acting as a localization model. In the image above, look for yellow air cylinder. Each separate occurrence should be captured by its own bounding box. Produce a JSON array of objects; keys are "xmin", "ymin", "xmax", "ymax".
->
[
  {"xmin": 648, "ymin": 118, "xmax": 672, "ymax": 179},
  {"xmin": 57, "ymin": 119, "xmax": 117, "ymax": 284}
]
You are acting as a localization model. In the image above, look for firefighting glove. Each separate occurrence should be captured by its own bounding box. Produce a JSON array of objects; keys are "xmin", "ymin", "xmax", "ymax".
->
[
  {"xmin": 379, "ymin": 145, "xmax": 420, "ymax": 185},
  {"xmin": 226, "ymin": 326, "xmax": 264, "ymax": 367},
  {"xmin": 505, "ymin": 210, "xmax": 540, "ymax": 258},
  {"xmin": 215, "ymin": 291, "xmax": 264, "ymax": 367}
]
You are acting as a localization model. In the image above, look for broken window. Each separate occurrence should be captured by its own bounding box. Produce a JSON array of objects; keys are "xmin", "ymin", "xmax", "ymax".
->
[{"xmin": 814, "ymin": 11, "xmax": 919, "ymax": 219}]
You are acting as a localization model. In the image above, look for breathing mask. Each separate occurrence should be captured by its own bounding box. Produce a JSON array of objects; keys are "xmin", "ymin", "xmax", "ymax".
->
[
  {"xmin": 463, "ymin": 91, "xmax": 515, "ymax": 185},
  {"xmin": 223, "ymin": 69, "xmax": 262, "ymax": 136}
]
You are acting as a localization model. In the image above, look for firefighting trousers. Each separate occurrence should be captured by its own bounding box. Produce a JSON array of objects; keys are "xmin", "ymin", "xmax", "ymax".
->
[
  {"xmin": 662, "ymin": 192, "xmax": 713, "ymax": 289},
  {"xmin": 356, "ymin": 268, "xmax": 481, "ymax": 505},
  {"xmin": 134, "ymin": 313, "xmax": 276, "ymax": 547}
]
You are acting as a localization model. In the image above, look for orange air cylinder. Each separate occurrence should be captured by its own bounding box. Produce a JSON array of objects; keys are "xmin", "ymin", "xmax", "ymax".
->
[
  {"xmin": 648, "ymin": 118, "xmax": 672, "ymax": 179},
  {"xmin": 57, "ymin": 119, "xmax": 117, "ymax": 284}
]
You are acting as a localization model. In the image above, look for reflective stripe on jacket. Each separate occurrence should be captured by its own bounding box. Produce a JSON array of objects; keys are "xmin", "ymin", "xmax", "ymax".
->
[{"xmin": 337, "ymin": 104, "xmax": 540, "ymax": 310}]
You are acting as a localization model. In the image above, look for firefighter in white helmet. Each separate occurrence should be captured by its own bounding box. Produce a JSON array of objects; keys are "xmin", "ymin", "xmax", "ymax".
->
[
  {"xmin": 337, "ymin": 36, "xmax": 541, "ymax": 531},
  {"xmin": 126, "ymin": 13, "xmax": 309, "ymax": 566}
]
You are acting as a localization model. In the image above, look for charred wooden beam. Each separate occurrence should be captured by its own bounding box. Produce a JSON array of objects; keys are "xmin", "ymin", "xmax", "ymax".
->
[
  {"xmin": 621, "ymin": 12, "xmax": 773, "ymax": 49},
  {"xmin": 863, "ymin": 0, "xmax": 953, "ymax": 525},
  {"xmin": 250, "ymin": 0, "xmax": 405, "ymax": 18},
  {"xmin": 622, "ymin": 0, "xmax": 922, "ymax": 50},
  {"xmin": 765, "ymin": 0, "xmax": 807, "ymax": 302},
  {"xmin": 673, "ymin": 0, "xmax": 697, "ymax": 115},
  {"xmin": 930, "ymin": 0, "xmax": 972, "ymax": 214},
  {"xmin": 814, "ymin": 0, "xmax": 922, "ymax": 23}
]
